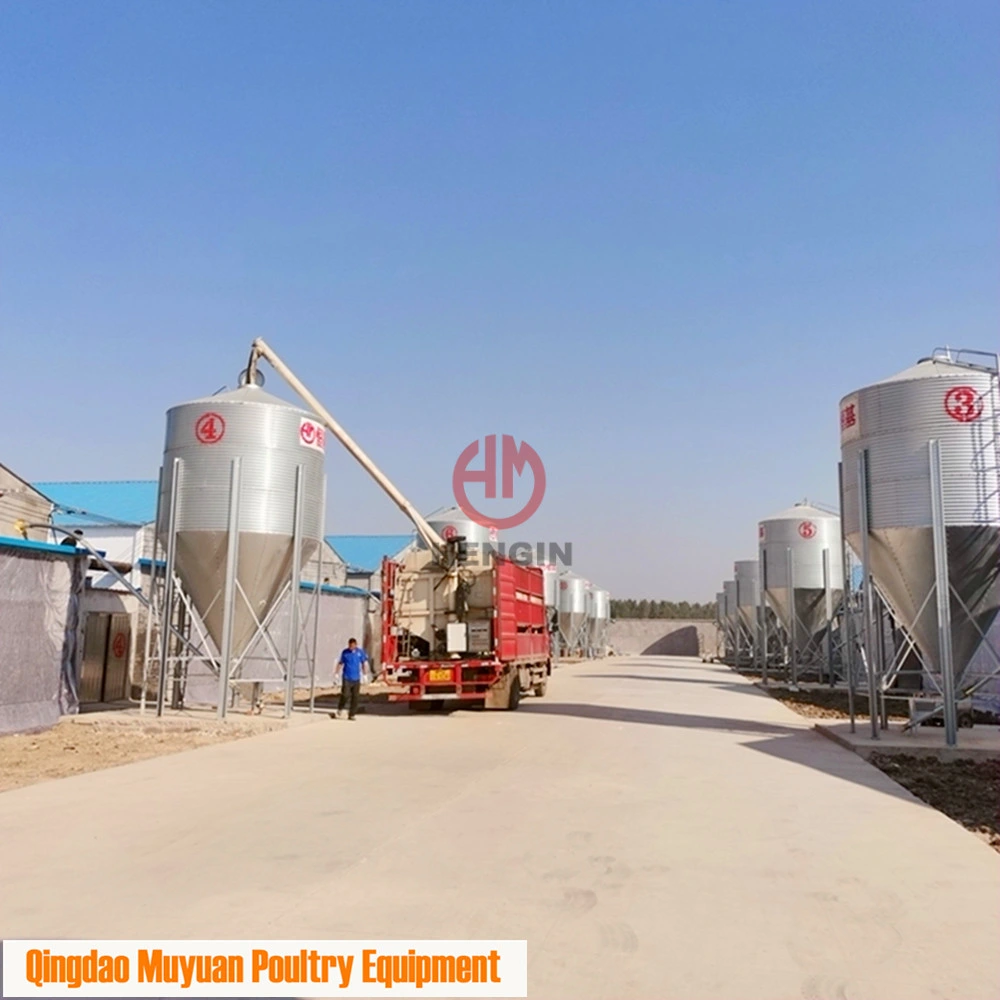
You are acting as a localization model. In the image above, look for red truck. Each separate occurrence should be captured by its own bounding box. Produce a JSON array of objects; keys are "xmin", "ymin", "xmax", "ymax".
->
[{"xmin": 380, "ymin": 554, "xmax": 551, "ymax": 709}]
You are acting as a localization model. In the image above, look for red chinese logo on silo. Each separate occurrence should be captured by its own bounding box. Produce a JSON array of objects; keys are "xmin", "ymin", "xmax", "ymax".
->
[
  {"xmin": 798, "ymin": 521, "xmax": 816, "ymax": 539},
  {"xmin": 195, "ymin": 412, "xmax": 225, "ymax": 444},
  {"xmin": 298, "ymin": 418, "xmax": 325, "ymax": 451},
  {"xmin": 840, "ymin": 403, "xmax": 857, "ymax": 432},
  {"xmin": 944, "ymin": 386, "xmax": 984, "ymax": 423}
]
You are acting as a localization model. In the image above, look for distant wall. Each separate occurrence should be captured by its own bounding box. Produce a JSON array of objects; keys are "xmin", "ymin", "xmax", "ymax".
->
[{"xmin": 607, "ymin": 619, "xmax": 718, "ymax": 658}]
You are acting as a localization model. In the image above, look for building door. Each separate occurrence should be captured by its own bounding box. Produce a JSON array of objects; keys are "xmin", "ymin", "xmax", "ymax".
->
[
  {"xmin": 103, "ymin": 614, "xmax": 131, "ymax": 701},
  {"xmin": 79, "ymin": 613, "xmax": 131, "ymax": 704}
]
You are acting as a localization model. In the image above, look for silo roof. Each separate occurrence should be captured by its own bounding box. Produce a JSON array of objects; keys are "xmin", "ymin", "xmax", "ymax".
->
[
  {"xmin": 181, "ymin": 385, "xmax": 302, "ymax": 407},
  {"xmin": 760, "ymin": 501, "xmax": 838, "ymax": 522},
  {"xmin": 878, "ymin": 357, "xmax": 982, "ymax": 384}
]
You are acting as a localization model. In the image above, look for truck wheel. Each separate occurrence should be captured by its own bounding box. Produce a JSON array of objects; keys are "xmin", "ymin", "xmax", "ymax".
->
[
  {"xmin": 508, "ymin": 675, "xmax": 521, "ymax": 711},
  {"xmin": 533, "ymin": 679, "xmax": 547, "ymax": 698}
]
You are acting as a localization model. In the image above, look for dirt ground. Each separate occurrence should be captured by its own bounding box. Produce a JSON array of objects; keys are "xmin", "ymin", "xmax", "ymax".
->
[
  {"xmin": 760, "ymin": 685, "xmax": 908, "ymax": 720},
  {"xmin": 0, "ymin": 718, "xmax": 269, "ymax": 793},
  {"xmin": 868, "ymin": 753, "xmax": 1000, "ymax": 853},
  {"xmin": 0, "ymin": 684, "xmax": 390, "ymax": 793}
]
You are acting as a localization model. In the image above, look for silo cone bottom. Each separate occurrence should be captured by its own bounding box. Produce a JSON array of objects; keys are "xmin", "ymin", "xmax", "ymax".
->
[{"xmin": 174, "ymin": 530, "xmax": 319, "ymax": 662}]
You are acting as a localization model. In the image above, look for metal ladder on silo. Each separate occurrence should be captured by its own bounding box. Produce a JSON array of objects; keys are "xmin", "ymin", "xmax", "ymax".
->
[{"xmin": 944, "ymin": 350, "xmax": 1000, "ymax": 707}]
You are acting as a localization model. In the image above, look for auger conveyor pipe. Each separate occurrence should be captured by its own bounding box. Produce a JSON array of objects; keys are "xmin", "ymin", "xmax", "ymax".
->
[{"xmin": 247, "ymin": 337, "xmax": 448, "ymax": 557}]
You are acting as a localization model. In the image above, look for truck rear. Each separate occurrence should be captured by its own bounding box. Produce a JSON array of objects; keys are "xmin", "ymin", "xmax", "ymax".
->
[{"xmin": 380, "ymin": 548, "xmax": 551, "ymax": 709}]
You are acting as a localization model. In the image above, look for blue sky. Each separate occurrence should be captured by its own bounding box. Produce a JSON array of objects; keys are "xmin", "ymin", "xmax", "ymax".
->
[{"xmin": 2, "ymin": 1, "xmax": 997, "ymax": 600}]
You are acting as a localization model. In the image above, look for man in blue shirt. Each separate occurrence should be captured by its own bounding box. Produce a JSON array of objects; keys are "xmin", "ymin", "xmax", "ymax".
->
[{"xmin": 335, "ymin": 638, "xmax": 369, "ymax": 720}]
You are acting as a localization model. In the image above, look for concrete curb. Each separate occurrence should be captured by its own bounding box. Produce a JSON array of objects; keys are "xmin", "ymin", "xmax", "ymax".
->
[{"xmin": 813, "ymin": 721, "xmax": 1000, "ymax": 761}]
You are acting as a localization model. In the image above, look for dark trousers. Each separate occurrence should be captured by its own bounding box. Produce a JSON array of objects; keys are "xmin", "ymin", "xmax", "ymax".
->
[{"xmin": 338, "ymin": 679, "xmax": 360, "ymax": 718}]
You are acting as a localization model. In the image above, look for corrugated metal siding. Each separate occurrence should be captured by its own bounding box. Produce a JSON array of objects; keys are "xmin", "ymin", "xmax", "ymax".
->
[
  {"xmin": 841, "ymin": 368, "xmax": 1000, "ymax": 534},
  {"xmin": 0, "ymin": 466, "xmax": 53, "ymax": 542},
  {"xmin": 161, "ymin": 391, "xmax": 325, "ymax": 540},
  {"xmin": 759, "ymin": 513, "xmax": 843, "ymax": 590},
  {"xmin": 558, "ymin": 575, "xmax": 587, "ymax": 614},
  {"xmin": 734, "ymin": 560, "xmax": 759, "ymax": 607}
]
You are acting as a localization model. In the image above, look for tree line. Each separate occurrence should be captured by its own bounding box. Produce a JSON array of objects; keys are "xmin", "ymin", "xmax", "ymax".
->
[{"xmin": 610, "ymin": 599, "xmax": 715, "ymax": 620}]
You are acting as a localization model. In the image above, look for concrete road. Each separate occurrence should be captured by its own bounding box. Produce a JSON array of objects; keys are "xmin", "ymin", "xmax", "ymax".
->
[{"xmin": 2, "ymin": 656, "xmax": 999, "ymax": 999}]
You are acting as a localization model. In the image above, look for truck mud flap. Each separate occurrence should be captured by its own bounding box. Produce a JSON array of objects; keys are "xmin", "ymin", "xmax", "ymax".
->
[{"xmin": 484, "ymin": 668, "xmax": 514, "ymax": 710}]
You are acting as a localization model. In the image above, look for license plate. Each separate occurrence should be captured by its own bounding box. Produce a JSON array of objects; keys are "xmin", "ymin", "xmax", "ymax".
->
[{"xmin": 427, "ymin": 668, "xmax": 454, "ymax": 683}]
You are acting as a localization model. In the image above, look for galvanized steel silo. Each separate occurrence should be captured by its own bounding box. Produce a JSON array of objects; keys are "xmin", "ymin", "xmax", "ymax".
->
[
  {"xmin": 422, "ymin": 505, "xmax": 495, "ymax": 550},
  {"xmin": 558, "ymin": 573, "xmax": 588, "ymax": 650},
  {"xmin": 734, "ymin": 560, "xmax": 760, "ymax": 633},
  {"xmin": 589, "ymin": 587, "xmax": 610, "ymax": 651},
  {"xmin": 840, "ymin": 350, "xmax": 1000, "ymax": 680},
  {"xmin": 722, "ymin": 580, "xmax": 738, "ymax": 626},
  {"xmin": 537, "ymin": 563, "xmax": 559, "ymax": 609},
  {"xmin": 758, "ymin": 503, "xmax": 843, "ymax": 642},
  {"xmin": 593, "ymin": 589, "xmax": 611, "ymax": 622},
  {"xmin": 158, "ymin": 385, "xmax": 325, "ymax": 660}
]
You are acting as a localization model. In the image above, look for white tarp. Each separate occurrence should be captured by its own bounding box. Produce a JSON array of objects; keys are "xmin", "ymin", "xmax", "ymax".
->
[{"xmin": 0, "ymin": 543, "xmax": 85, "ymax": 734}]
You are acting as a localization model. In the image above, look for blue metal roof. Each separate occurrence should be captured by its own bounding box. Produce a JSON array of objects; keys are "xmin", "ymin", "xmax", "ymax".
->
[
  {"xmin": 0, "ymin": 534, "xmax": 90, "ymax": 559},
  {"xmin": 325, "ymin": 534, "xmax": 413, "ymax": 574},
  {"xmin": 33, "ymin": 480, "xmax": 159, "ymax": 527}
]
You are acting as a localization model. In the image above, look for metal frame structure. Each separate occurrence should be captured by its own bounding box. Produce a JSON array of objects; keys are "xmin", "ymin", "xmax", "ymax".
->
[
  {"xmin": 848, "ymin": 437, "xmax": 1000, "ymax": 746},
  {"xmin": 731, "ymin": 575, "xmax": 758, "ymax": 671},
  {"xmin": 717, "ymin": 588, "xmax": 741, "ymax": 666},
  {"xmin": 140, "ymin": 457, "xmax": 326, "ymax": 720},
  {"xmin": 758, "ymin": 513, "xmax": 845, "ymax": 689}
]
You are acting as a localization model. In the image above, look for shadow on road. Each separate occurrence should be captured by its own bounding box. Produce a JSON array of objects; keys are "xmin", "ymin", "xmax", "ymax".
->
[
  {"xmin": 521, "ymin": 701, "xmax": 800, "ymax": 736},
  {"xmin": 580, "ymin": 672, "xmax": 753, "ymax": 689},
  {"xmin": 523, "ymin": 698, "xmax": 921, "ymax": 803},
  {"xmin": 740, "ymin": 731, "xmax": 918, "ymax": 803},
  {"xmin": 594, "ymin": 656, "xmax": 728, "ymax": 671}
]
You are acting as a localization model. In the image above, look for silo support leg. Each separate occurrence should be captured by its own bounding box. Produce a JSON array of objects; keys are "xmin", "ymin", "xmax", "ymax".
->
[
  {"xmin": 217, "ymin": 457, "xmax": 243, "ymax": 720},
  {"xmin": 929, "ymin": 439, "xmax": 958, "ymax": 746}
]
